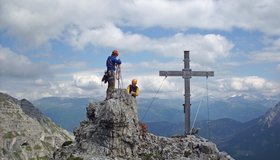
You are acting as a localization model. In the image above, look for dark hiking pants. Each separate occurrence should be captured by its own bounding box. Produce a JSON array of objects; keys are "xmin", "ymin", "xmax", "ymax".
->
[{"xmin": 106, "ymin": 70, "xmax": 115, "ymax": 99}]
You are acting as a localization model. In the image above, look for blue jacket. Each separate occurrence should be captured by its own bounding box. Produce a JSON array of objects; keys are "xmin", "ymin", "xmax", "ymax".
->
[{"xmin": 106, "ymin": 55, "xmax": 121, "ymax": 71}]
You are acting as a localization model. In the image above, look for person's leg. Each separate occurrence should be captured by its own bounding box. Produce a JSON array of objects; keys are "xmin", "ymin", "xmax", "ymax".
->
[{"xmin": 106, "ymin": 71, "xmax": 115, "ymax": 100}]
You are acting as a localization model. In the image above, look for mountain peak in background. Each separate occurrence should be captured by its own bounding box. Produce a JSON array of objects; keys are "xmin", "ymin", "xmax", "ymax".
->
[
  {"xmin": 53, "ymin": 89, "xmax": 233, "ymax": 160},
  {"xmin": 0, "ymin": 92, "xmax": 73, "ymax": 160},
  {"xmin": 221, "ymin": 101, "xmax": 280, "ymax": 160},
  {"xmin": 259, "ymin": 102, "xmax": 280, "ymax": 128}
]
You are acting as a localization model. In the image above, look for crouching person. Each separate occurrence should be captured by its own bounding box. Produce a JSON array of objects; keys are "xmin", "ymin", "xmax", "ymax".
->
[{"xmin": 127, "ymin": 79, "xmax": 139, "ymax": 97}]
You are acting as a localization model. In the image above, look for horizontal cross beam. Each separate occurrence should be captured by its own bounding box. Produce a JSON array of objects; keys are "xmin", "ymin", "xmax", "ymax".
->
[{"xmin": 159, "ymin": 71, "xmax": 214, "ymax": 77}]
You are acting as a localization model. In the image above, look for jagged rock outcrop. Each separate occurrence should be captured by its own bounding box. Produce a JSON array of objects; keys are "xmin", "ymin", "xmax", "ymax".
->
[
  {"xmin": 54, "ymin": 89, "xmax": 233, "ymax": 160},
  {"xmin": 259, "ymin": 102, "xmax": 280, "ymax": 128},
  {"xmin": 0, "ymin": 92, "xmax": 73, "ymax": 160}
]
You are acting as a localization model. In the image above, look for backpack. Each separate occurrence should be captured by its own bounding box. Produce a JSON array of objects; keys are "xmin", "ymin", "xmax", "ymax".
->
[{"xmin": 101, "ymin": 71, "xmax": 109, "ymax": 83}]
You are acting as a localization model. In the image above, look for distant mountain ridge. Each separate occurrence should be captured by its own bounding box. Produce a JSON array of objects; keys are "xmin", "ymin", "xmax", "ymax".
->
[
  {"xmin": 221, "ymin": 101, "xmax": 280, "ymax": 160},
  {"xmin": 259, "ymin": 102, "xmax": 280, "ymax": 128},
  {"xmin": 0, "ymin": 92, "xmax": 73, "ymax": 160},
  {"xmin": 33, "ymin": 95, "xmax": 277, "ymax": 133},
  {"xmin": 146, "ymin": 101, "xmax": 280, "ymax": 160}
]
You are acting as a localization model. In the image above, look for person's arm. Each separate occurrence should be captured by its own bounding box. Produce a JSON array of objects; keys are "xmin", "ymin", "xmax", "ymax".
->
[
  {"xmin": 127, "ymin": 85, "xmax": 130, "ymax": 94},
  {"xmin": 112, "ymin": 57, "xmax": 121, "ymax": 65},
  {"xmin": 135, "ymin": 87, "xmax": 139, "ymax": 96}
]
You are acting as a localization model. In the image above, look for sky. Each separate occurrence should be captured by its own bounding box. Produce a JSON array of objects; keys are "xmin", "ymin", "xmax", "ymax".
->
[{"xmin": 0, "ymin": 0, "xmax": 280, "ymax": 101}]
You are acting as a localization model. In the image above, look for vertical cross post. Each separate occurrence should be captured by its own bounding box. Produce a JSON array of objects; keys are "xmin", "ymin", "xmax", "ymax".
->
[
  {"xmin": 184, "ymin": 51, "xmax": 191, "ymax": 134},
  {"xmin": 159, "ymin": 51, "xmax": 214, "ymax": 135}
]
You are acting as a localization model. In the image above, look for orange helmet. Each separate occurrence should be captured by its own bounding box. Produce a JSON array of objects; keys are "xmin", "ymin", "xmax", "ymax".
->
[
  {"xmin": 132, "ymin": 79, "xmax": 137, "ymax": 85},
  {"xmin": 112, "ymin": 50, "xmax": 119, "ymax": 56}
]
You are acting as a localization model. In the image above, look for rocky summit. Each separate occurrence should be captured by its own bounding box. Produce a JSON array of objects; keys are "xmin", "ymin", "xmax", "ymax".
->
[
  {"xmin": 0, "ymin": 92, "xmax": 73, "ymax": 160},
  {"xmin": 54, "ymin": 89, "xmax": 233, "ymax": 160}
]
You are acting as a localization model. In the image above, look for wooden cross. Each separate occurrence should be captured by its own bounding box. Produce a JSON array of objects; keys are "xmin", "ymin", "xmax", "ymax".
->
[{"xmin": 159, "ymin": 51, "xmax": 214, "ymax": 135}]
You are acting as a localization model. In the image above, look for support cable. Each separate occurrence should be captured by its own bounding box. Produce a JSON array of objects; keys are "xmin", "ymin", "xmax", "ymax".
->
[
  {"xmin": 191, "ymin": 95, "xmax": 204, "ymax": 132},
  {"xmin": 190, "ymin": 76, "xmax": 210, "ymax": 137},
  {"xmin": 206, "ymin": 76, "xmax": 211, "ymax": 139},
  {"xmin": 141, "ymin": 76, "xmax": 167, "ymax": 121}
]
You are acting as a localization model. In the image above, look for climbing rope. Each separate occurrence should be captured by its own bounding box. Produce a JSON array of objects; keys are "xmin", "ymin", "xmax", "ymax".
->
[
  {"xmin": 116, "ymin": 65, "xmax": 123, "ymax": 89},
  {"xmin": 141, "ymin": 76, "xmax": 167, "ymax": 122}
]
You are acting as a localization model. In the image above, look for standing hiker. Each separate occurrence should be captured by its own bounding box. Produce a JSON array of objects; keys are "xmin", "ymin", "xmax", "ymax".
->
[{"xmin": 105, "ymin": 50, "xmax": 121, "ymax": 100}]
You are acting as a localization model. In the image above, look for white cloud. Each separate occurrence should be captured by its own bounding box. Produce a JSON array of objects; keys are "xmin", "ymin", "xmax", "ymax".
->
[
  {"xmin": 1, "ymin": 0, "xmax": 280, "ymax": 48},
  {"xmin": 122, "ymin": 0, "xmax": 280, "ymax": 35},
  {"xmin": 1, "ymin": 0, "xmax": 280, "ymax": 100},
  {"xmin": 67, "ymin": 23, "xmax": 149, "ymax": 51},
  {"xmin": 8, "ymin": 79, "xmax": 105, "ymax": 100},
  {"xmin": 216, "ymin": 76, "xmax": 280, "ymax": 98},
  {"xmin": 252, "ymin": 51, "xmax": 280, "ymax": 62},
  {"xmin": 34, "ymin": 78, "xmax": 50, "ymax": 86},
  {"xmin": 122, "ymin": 60, "xmax": 182, "ymax": 73},
  {"xmin": 231, "ymin": 77, "xmax": 267, "ymax": 91},
  {"xmin": 68, "ymin": 24, "xmax": 233, "ymax": 64},
  {"xmin": 50, "ymin": 61, "xmax": 87, "ymax": 70},
  {"xmin": 2, "ymin": 66, "xmax": 278, "ymax": 101},
  {"xmin": 122, "ymin": 59, "xmax": 214, "ymax": 77},
  {"xmin": 250, "ymin": 38, "xmax": 280, "ymax": 63},
  {"xmin": 49, "ymin": 81, "xmax": 82, "ymax": 96},
  {"xmin": 0, "ymin": 1, "xmax": 62, "ymax": 47},
  {"xmin": 0, "ymin": 45, "xmax": 49, "ymax": 78},
  {"xmin": 0, "ymin": 0, "xmax": 122, "ymax": 47},
  {"xmin": 73, "ymin": 74, "xmax": 102, "ymax": 90}
]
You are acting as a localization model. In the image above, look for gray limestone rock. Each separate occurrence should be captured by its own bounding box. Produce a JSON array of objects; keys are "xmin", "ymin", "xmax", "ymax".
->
[
  {"xmin": 259, "ymin": 102, "xmax": 280, "ymax": 128},
  {"xmin": 54, "ymin": 89, "xmax": 234, "ymax": 160},
  {"xmin": 0, "ymin": 92, "xmax": 73, "ymax": 160}
]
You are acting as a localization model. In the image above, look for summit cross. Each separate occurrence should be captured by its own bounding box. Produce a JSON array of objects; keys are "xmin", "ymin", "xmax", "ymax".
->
[{"xmin": 159, "ymin": 51, "xmax": 214, "ymax": 135}]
